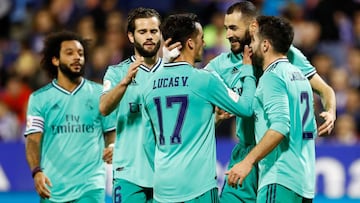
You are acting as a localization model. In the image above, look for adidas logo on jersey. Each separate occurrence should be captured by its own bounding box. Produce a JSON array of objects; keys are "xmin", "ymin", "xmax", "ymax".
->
[
  {"xmin": 130, "ymin": 78, "xmax": 138, "ymax": 86},
  {"xmin": 231, "ymin": 67, "xmax": 239, "ymax": 74}
]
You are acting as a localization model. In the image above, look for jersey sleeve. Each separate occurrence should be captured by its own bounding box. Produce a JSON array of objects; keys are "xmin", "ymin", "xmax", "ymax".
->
[
  {"xmin": 194, "ymin": 70, "xmax": 256, "ymax": 117},
  {"xmin": 101, "ymin": 110, "xmax": 116, "ymax": 133},
  {"xmin": 260, "ymin": 73, "xmax": 290, "ymax": 137},
  {"xmin": 24, "ymin": 94, "xmax": 44, "ymax": 136},
  {"xmin": 287, "ymin": 45, "xmax": 316, "ymax": 79},
  {"xmin": 102, "ymin": 65, "xmax": 123, "ymax": 94}
]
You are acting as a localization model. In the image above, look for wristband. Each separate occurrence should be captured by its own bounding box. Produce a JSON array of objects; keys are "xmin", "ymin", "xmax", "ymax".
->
[
  {"xmin": 31, "ymin": 166, "xmax": 43, "ymax": 178},
  {"xmin": 108, "ymin": 143, "xmax": 115, "ymax": 148}
]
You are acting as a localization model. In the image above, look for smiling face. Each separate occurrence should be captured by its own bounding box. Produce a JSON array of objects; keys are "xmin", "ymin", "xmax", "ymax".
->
[
  {"xmin": 224, "ymin": 11, "xmax": 251, "ymax": 54},
  {"xmin": 129, "ymin": 17, "xmax": 161, "ymax": 57},
  {"xmin": 53, "ymin": 40, "xmax": 85, "ymax": 80}
]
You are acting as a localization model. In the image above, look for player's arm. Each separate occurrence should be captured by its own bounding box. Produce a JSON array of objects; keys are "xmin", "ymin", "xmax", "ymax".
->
[
  {"xmin": 25, "ymin": 133, "xmax": 52, "ymax": 199},
  {"xmin": 102, "ymin": 130, "xmax": 116, "ymax": 164},
  {"xmin": 226, "ymin": 73, "xmax": 289, "ymax": 188},
  {"xmin": 309, "ymin": 74, "xmax": 336, "ymax": 136},
  {"xmin": 226, "ymin": 129, "xmax": 284, "ymax": 188},
  {"xmin": 99, "ymin": 57, "xmax": 143, "ymax": 116}
]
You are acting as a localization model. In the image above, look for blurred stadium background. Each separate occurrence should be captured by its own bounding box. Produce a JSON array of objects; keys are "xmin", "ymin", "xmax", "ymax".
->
[{"xmin": 0, "ymin": 0, "xmax": 360, "ymax": 202}]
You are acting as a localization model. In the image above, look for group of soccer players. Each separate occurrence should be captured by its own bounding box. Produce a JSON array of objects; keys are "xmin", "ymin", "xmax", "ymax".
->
[{"xmin": 24, "ymin": 1, "xmax": 336, "ymax": 203}]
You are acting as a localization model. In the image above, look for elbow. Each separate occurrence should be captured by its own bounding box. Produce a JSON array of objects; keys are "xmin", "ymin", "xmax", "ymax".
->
[{"xmin": 99, "ymin": 104, "xmax": 110, "ymax": 116}]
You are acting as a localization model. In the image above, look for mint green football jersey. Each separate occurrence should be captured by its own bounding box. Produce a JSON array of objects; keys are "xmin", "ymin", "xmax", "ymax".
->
[
  {"xmin": 205, "ymin": 52, "xmax": 256, "ymax": 147},
  {"xmin": 142, "ymin": 62, "xmax": 256, "ymax": 202},
  {"xmin": 24, "ymin": 78, "xmax": 116, "ymax": 202},
  {"xmin": 253, "ymin": 59, "xmax": 317, "ymax": 199},
  {"xmin": 102, "ymin": 56, "xmax": 163, "ymax": 188},
  {"xmin": 204, "ymin": 46, "xmax": 316, "ymax": 147}
]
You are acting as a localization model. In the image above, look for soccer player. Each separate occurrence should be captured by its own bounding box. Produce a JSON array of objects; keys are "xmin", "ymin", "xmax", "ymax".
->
[
  {"xmin": 24, "ymin": 31, "xmax": 116, "ymax": 203},
  {"xmin": 99, "ymin": 7, "xmax": 162, "ymax": 203},
  {"xmin": 141, "ymin": 13, "xmax": 256, "ymax": 203},
  {"xmin": 226, "ymin": 15, "xmax": 317, "ymax": 202},
  {"xmin": 202, "ymin": 2, "xmax": 336, "ymax": 202}
]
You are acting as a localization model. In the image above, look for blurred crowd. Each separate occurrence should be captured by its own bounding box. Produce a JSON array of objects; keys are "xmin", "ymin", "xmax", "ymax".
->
[{"xmin": 0, "ymin": 0, "xmax": 359, "ymax": 145}]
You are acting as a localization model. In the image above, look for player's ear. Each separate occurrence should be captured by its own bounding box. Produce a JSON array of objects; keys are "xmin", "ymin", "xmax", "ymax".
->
[
  {"xmin": 263, "ymin": 39, "xmax": 270, "ymax": 53},
  {"xmin": 128, "ymin": 31, "xmax": 134, "ymax": 43},
  {"xmin": 52, "ymin": 56, "xmax": 59, "ymax": 67},
  {"xmin": 187, "ymin": 38, "xmax": 194, "ymax": 50},
  {"xmin": 249, "ymin": 20, "xmax": 258, "ymax": 36}
]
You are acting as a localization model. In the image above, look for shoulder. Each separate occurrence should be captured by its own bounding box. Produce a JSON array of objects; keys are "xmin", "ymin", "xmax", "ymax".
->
[
  {"xmin": 107, "ymin": 58, "xmax": 132, "ymax": 72},
  {"xmin": 31, "ymin": 83, "xmax": 53, "ymax": 97},
  {"xmin": 83, "ymin": 79, "xmax": 103, "ymax": 93}
]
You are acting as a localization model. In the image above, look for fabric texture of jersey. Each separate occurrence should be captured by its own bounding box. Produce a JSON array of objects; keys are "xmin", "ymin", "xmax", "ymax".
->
[
  {"xmin": 25, "ymin": 78, "xmax": 115, "ymax": 202},
  {"xmin": 142, "ymin": 61, "xmax": 256, "ymax": 202},
  {"xmin": 253, "ymin": 58, "xmax": 317, "ymax": 199},
  {"xmin": 102, "ymin": 56, "xmax": 162, "ymax": 188}
]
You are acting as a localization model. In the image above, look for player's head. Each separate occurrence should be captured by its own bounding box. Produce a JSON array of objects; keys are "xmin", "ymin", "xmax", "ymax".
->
[
  {"xmin": 225, "ymin": 1, "xmax": 258, "ymax": 54},
  {"xmin": 161, "ymin": 13, "xmax": 205, "ymax": 63},
  {"xmin": 250, "ymin": 16, "xmax": 294, "ymax": 69},
  {"xmin": 127, "ymin": 7, "xmax": 162, "ymax": 57},
  {"xmin": 41, "ymin": 31, "xmax": 89, "ymax": 79}
]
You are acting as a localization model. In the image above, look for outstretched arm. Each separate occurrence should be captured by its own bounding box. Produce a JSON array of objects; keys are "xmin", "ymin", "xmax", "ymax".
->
[{"xmin": 309, "ymin": 74, "xmax": 336, "ymax": 136}]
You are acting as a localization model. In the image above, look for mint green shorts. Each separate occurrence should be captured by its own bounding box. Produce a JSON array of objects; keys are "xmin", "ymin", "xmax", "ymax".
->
[
  {"xmin": 40, "ymin": 188, "xmax": 105, "ymax": 203},
  {"xmin": 113, "ymin": 178, "xmax": 152, "ymax": 203},
  {"xmin": 220, "ymin": 144, "xmax": 258, "ymax": 203},
  {"xmin": 257, "ymin": 184, "xmax": 313, "ymax": 203},
  {"xmin": 153, "ymin": 187, "xmax": 219, "ymax": 203}
]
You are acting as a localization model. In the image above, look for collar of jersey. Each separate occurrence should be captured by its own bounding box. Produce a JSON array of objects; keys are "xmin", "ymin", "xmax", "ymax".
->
[
  {"xmin": 164, "ymin": 61, "xmax": 191, "ymax": 68},
  {"xmin": 264, "ymin": 58, "xmax": 289, "ymax": 72},
  {"xmin": 52, "ymin": 78, "xmax": 85, "ymax": 95},
  {"xmin": 130, "ymin": 55, "xmax": 162, "ymax": 72}
]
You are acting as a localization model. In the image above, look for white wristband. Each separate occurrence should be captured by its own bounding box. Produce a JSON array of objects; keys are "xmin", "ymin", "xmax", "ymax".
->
[{"xmin": 108, "ymin": 143, "xmax": 114, "ymax": 148}]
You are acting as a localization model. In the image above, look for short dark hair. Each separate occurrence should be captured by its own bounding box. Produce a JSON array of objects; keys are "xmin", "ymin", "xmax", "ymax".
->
[
  {"xmin": 40, "ymin": 31, "xmax": 90, "ymax": 78},
  {"xmin": 226, "ymin": 1, "xmax": 258, "ymax": 22},
  {"xmin": 127, "ymin": 7, "xmax": 161, "ymax": 33},
  {"xmin": 161, "ymin": 13, "xmax": 200, "ymax": 47},
  {"xmin": 256, "ymin": 16, "xmax": 294, "ymax": 54}
]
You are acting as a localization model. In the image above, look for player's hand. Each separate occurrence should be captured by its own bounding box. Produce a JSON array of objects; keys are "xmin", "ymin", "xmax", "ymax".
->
[
  {"xmin": 215, "ymin": 107, "xmax": 233, "ymax": 122},
  {"xmin": 318, "ymin": 111, "xmax": 336, "ymax": 136},
  {"xmin": 103, "ymin": 145, "xmax": 114, "ymax": 164},
  {"xmin": 225, "ymin": 161, "xmax": 252, "ymax": 189},
  {"xmin": 123, "ymin": 56, "xmax": 143, "ymax": 85},
  {"xmin": 162, "ymin": 38, "xmax": 182, "ymax": 63},
  {"xmin": 33, "ymin": 172, "xmax": 52, "ymax": 199},
  {"xmin": 242, "ymin": 45, "xmax": 252, "ymax": 65}
]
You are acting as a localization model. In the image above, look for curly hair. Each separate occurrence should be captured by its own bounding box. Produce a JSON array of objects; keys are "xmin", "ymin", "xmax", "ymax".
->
[{"xmin": 40, "ymin": 31, "xmax": 90, "ymax": 78}]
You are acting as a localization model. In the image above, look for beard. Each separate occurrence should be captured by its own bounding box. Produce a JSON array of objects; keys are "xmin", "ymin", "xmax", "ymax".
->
[
  {"xmin": 59, "ymin": 62, "xmax": 84, "ymax": 80},
  {"xmin": 134, "ymin": 40, "xmax": 161, "ymax": 57},
  {"xmin": 251, "ymin": 49, "xmax": 264, "ymax": 80},
  {"xmin": 230, "ymin": 29, "xmax": 251, "ymax": 54}
]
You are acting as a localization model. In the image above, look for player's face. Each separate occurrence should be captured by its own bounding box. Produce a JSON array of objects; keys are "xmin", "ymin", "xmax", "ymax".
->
[
  {"xmin": 194, "ymin": 22, "xmax": 205, "ymax": 63},
  {"xmin": 131, "ymin": 17, "xmax": 161, "ymax": 57},
  {"xmin": 224, "ymin": 11, "xmax": 251, "ymax": 54},
  {"xmin": 57, "ymin": 40, "xmax": 85, "ymax": 79},
  {"xmin": 250, "ymin": 31, "xmax": 264, "ymax": 71}
]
